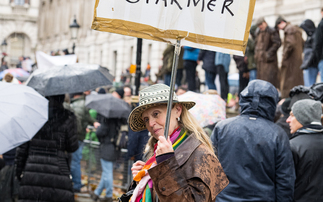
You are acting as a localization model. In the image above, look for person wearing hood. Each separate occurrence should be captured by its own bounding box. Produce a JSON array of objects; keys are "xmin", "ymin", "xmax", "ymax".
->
[
  {"xmin": 300, "ymin": 19, "xmax": 318, "ymax": 87},
  {"xmin": 211, "ymin": 79, "xmax": 295, "ymax": 202},
  {"xmin": 287, "ymin": 99, "xmax": 323, "ymax": 201},
  {"xmin": 15, "ymin": 95, "xmax": 79, "ymax": 201},
  {"xmin": 311, "ymin": 8, "xmax": 323, "ymax": 83},
  {"xmin": 276, "ymin": 16, "xmax": 304, "ymax": 98}
]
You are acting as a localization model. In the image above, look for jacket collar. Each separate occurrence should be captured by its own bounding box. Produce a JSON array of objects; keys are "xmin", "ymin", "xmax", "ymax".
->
[
  {"xmin": 290, "ymin": 124, "xmax": 323, "ymax": 139},
  {"xmin": 174, "ymin": 134, "xmax": 201, "ymax": 167}
]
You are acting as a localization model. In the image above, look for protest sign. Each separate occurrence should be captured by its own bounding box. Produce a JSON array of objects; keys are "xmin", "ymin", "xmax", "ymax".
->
[{"xmin": 91, "ymin": 0, "xmax": 256, "ymax": 55}]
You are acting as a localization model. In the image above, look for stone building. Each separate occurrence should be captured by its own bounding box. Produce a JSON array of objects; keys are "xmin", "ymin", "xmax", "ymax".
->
[
  {"xmin": 36, "ymin": 0, "xmax": 323, "ymax": 82},
  {"xmin": 0, "ymin": 0, "xmax": 39, "ymax": 67},
  {"xmin": 36, "ymin": 0, "xmax": 166, "ymax": 82}
]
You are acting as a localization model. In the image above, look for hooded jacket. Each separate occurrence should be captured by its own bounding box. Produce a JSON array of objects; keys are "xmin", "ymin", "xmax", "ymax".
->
[
  {"xmin": 300, "ymin": 19, "xmax": 316, "ymax": 69},
  {"xmin": 290, "ymin": 124, "xmax": 323, "ymax": 202},
  {"xmin": 211, "ymin": 80, "xmax": 295, "ymax": 202},
  {"xmin": 280, "ymin": 23, "xmax": 304, "ymax": 98}
]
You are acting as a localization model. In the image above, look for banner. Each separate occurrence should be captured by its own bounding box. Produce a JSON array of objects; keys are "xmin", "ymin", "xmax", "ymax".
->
[
  {"xmin": 36, "ymin": 51, "xmax": 77, "ymax": 70},
  {"xmin": 91, "ymin": 0, "xmax": 256, "ymax": 55}
]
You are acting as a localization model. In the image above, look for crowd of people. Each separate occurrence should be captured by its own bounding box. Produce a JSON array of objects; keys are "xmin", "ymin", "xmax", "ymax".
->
[{"xmin": 1, "ymin": 8, "xmax": 323, "ymax": 202}]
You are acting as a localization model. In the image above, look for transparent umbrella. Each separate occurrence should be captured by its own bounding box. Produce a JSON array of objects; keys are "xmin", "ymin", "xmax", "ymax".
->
[
  {"xmin": 178, "ymin": 91, "xmax": 226, "ymax": 128},
  {"xmin": 0, "ymin": 83, "xmax": 48, "ymax": 154}
]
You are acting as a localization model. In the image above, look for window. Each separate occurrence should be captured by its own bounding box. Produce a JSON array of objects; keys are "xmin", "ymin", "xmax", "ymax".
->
[
  {"xmin": 11, "ymin": 0, "xmax": 29, "ymax": 5},
  {"xmin": 14, "ymin": 0, "xmax": 25, "ymax": 5}
]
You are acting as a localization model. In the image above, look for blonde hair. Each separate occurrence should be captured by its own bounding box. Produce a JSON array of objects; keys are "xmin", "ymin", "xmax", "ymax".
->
[{"xmin": 143, "ymin": 103, "xmax": 214, "ymax": 160}]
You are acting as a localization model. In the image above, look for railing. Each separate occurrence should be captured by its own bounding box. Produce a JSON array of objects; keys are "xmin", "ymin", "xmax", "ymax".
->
[{"xmin": 81, "ymin": 139, "xmax": 133, "ymax": 193}]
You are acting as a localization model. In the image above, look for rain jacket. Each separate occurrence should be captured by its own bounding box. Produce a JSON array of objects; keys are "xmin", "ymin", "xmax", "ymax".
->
[
  {"xmin": 15, "ymin": 107, "xmax": 78, "ymax": 202},
  {"xmin": 280, "ymin": 23, "xmax": 304, "ymax": 98},
  {"xmin": 290, "ymin": 124, "xmax": 323, "ymax": 202},
  {"xmin": 183, "ymin": 46, "xmax": 199, "ymax": 61},
  {"xmin": 254, "ymin": 26, "xmax": 281, "ymax": 88},
  {"xmin": 148, "ymin": 134, "xmax": 229, "ymax": 202},
  {"xmin": 211, "ymin": 80, "xmax": 295, "ymax": 202}
]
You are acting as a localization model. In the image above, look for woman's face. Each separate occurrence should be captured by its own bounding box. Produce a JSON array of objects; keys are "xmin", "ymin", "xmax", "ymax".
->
[{"xmin": 142, "ymin": 104, "xmax": 182, "ymax": 140}]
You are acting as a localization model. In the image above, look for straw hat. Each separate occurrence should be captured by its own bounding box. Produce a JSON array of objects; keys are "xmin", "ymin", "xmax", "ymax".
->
[{"xmin": 128, "ymin": 84, "xmax": 195, "ymax": 132}]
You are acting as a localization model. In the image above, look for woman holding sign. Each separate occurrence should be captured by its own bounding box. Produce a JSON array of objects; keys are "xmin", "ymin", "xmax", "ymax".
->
[{"xmin": 127, "ymin": 84, "xmax": 228, "ymax": 202}]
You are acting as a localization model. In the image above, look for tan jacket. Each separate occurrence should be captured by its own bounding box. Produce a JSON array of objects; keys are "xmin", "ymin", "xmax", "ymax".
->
[{"xmin": 148, "ymin": 135, "xmax": 229, "ymax": 202}]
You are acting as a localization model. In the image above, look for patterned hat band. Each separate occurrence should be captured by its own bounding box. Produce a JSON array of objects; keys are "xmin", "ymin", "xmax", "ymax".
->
[
  {"xmin": 128, "ymin": 84, "xmax": 195, "ymax": 132},
  {"xmin": 139, "ymin": 88, "xmax": 178, "ymax": 106}
]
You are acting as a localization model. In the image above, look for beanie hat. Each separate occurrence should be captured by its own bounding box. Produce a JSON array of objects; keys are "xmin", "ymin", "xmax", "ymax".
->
[
  {"xmin": 292, "ymin": 99, "xmax": 322, "ymax": 126},
  {"xmin": 115, "ymin": 88, "xmax": 124, "ymax": 99}
]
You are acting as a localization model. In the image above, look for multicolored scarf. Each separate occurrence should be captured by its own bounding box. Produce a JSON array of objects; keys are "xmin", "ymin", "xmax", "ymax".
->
[{"xmin": 131, "ymin": 127, "xmax": 188, "ymax": 202}]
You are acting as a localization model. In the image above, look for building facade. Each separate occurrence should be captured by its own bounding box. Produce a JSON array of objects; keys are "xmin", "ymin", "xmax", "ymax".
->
[
  {"xmin": 36, "ymin": 0, "xmax": 166, "ymax": 82},
  {"xmin": 0, "ymin": 0, "xmax": 39, "ymax": 67},
  {"xmin": 36, "ymin": 0, "xmax": 323, "ymax": 82}
]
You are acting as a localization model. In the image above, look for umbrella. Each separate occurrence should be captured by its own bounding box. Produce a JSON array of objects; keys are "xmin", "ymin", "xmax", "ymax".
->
[
  {"xmin": 178, "ymin": 91, "xmax": 226, "ymax": 128},
  {"xmin": 0, "ymin": 68, "xmax": 30, "ymax": 79},
  {"xmin": 26, "ymin": 63, "xmax": 114, "ymax": 96},
  {"xmin": 85, "ymin": 94, "xmax": 131, "ymax": 119},
  {"xmin": 0, "ymin": 82, "xmax": 48, "ymax": 154}
]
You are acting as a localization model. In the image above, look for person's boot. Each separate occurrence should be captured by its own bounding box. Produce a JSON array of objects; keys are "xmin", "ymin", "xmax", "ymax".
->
[
  {"xmin": 90, "ymin": 192, "xmax": 100, "ymax": 202},
  {"xmin": 100, "ymin": 197, "xmax": 113, "ymax": 202}
]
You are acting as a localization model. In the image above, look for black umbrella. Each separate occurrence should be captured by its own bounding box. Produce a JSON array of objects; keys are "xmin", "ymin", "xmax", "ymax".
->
[
  {"xmin": 26, "ymin": 63, "xmax": 114, "ymax": 96},
  {"xmin": 85, "ymin": 94, "xmax": 131, "ymax": 119}
]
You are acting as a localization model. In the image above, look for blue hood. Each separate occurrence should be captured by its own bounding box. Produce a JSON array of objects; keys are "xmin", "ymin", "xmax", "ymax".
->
[{"xmin": 239, "ymin": 80, "xmax": 279, "ymax": 121}]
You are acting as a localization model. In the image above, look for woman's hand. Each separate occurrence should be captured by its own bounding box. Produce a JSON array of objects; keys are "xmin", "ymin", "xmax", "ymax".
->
[
  {"xmin": 156, "ymin": 136, "xmax": 174, "ymax": 156},
  {"xmin": 131, "ymin": 160, "xmax": 145, "ymax": 177}
]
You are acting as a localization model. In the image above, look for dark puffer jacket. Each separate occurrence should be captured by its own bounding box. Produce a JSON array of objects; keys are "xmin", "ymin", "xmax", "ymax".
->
[
  {"xmin": 211, "ymin": 80, "xmax": 295, "ymax": 202},
  {"xmin": 15, "ymin": 97, "xmax": 78, "ymax": 202}
]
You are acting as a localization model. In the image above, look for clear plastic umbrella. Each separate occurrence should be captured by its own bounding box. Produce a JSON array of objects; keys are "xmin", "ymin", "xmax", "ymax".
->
[
  {"xmin": 26, "ymin": 63, "xmax": 114, "ymax": 96},
  {"xmin": 0, "ymin": 83, "xmax": 48, "ymax": 154},
  {"xmin": 178, "ymin": 91, "xmax": 226, "ymax": 128}
]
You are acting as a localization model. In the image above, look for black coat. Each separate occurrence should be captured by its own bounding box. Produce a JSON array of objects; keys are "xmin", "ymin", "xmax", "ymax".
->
[
  {"xmin": 211, "ymin": 80, "xmax": 295, "ymax": 202},
  {"xmin": 15, "ymin": 107, "xmax": 78, "ymax": 202},
  {"xmin": 96, "ymin": 114, "xmax": 124, "ymax": 161},
  {"xmin": 198, "ymin": 50, "xmax": 217, "ymax": 73},
  {"xmin": 312, "ymin": 18, "xmax": 323, "ymax": 66},
  {"xmin": 290, "ymin": 124, "xmax": 323, "ymax": 202},
  {"xmin": 300, "ymin": 19, "xmax": 316, "ymax": 69}
]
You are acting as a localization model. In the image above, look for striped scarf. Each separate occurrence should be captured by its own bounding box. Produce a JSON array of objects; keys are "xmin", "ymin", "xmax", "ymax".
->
[{"xmin": 131, "ymin": 127, "xmax": 188, "ymax": 202}]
